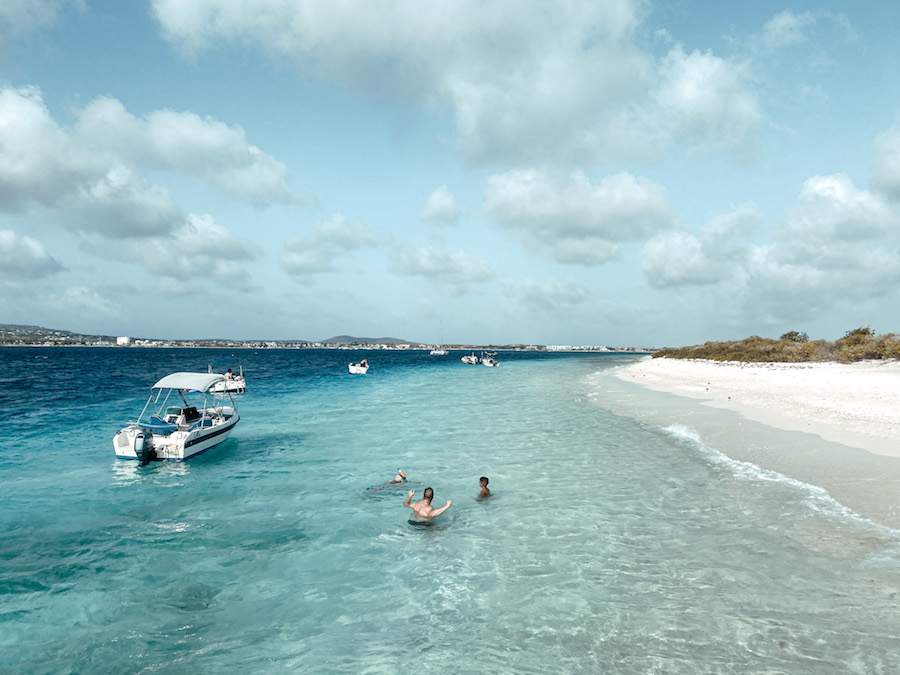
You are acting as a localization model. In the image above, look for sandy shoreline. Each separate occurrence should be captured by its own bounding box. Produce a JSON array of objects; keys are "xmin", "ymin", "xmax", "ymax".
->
[
  {"xmin": 600, "ymin": 356, "xmax": 900, "ymax": 529},
  {"xmin": 613, "ymin": 356, "xmax": 900, "ymax": 458}
]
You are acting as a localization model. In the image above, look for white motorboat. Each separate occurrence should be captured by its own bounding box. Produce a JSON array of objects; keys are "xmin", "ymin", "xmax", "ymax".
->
[
  {"xmin": 482, "ymin": 352, "xmax": 500, "ymax": 367},
  {"xmin": 349, "ymin": 359, "xmax": 369, "ymax": 374},
  {"xmin": 113, "ymin": 372, "xmax": 240, "ymax": 463},
  {"xmin": 210, "ymin": 365, "xmax": 246, "ymax": 393},
  {"xmin": 461, "ymin": 352, "xmax": 481, "ymax": 365}
]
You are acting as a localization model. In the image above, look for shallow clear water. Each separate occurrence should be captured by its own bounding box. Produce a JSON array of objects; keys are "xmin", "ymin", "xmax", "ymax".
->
[{"xmin": 2, "ymin": 347, "xmax": 900, "ymax": 673}]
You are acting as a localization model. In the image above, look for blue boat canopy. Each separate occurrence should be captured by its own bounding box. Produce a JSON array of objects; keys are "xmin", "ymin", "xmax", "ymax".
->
[{"xmin": 152, "ymin": 372, "xmax": 225, "ymax": 392}]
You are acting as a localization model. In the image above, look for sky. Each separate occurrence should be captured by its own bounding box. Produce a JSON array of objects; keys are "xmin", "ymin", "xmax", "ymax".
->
[{"xmin": 1, "ymin": 1, "xmax": 899, "ymax": 347}]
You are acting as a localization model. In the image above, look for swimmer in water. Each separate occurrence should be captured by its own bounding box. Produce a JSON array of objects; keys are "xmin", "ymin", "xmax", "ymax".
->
[
  {"xmin": 366, "ymin": 469, "xmax": 406, "ymax": 492},
  {"xmin": 404, "ymin": 487, "xmax": 452, "ymax": 523},
  {"xmin": 479, "ymin": 476, "xmax": 491, "ymax": 497}
]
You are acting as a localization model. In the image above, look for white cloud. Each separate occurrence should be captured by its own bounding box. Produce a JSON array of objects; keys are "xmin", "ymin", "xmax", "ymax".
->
[
  {"xmin": 279, "ymin": 214, "xmax": 380, "ymax": 283},
  {"xmin": 0, "ymin": 86, "xmax": 299, "ymax": 239},
  {"xmin": 641, "ymin": 203, "xmax": 762, "ymax": 289},
  {"xmin": 641, "ymin": 174, "xmax": 900, "ymax": 328},
  {"xmin": 67, "ymin": 165, "xmax": 183, "ymax": 238},
  {"xmin": 76, "ymin": 97, "xmax": 300, "ymax": 206},
  {"xmin": 136, "ymin": 213, "xmax": 263, "ymax": 290},
  {"xmin": 781, "ymin": 174, "xmax": 894, "ymax": 250},
  {"xmin": 753, "ymin": 9, "xmax": 856, "ymax": 57},
  {"xmin": 760, "ymin": 11, "xmax": 814, "ymax": 51},
  {"xmin": 152, "ymin": 0, "xmax": 762, "ymax": 165},
  {"xmin": 739, "ymin": 242, "xmax": 900, "ymax": 325},
  {"xmin": 0, "ymin": 229, "xmax": 64, "ymax": 280},
  {"xmin": 701, "ymin": 202, "xmax": 763, "ymax": 250},
  {"xmin": 0, "ymin": 86, "xmax": 183, "ymax": 237},
  {"xmin": 743, "ymin": 175, "xmax": 900, "ymax": 316},
  {"xmin": 419, "ymin": 186, "xmax": 463, "ymax": 225},
  {"xmin": 0, "ymin": 86, "xmax": 97, "ymax": 209},
  {"xmin": 649, "ymin": 47, "xmax": 762, "ymax": 158},
  {"xmin": 642, "ymin": 231, "xmax": 724, "ymax": 288},
  {"xmin": 389, "ymin": 244, "xmax": 494, "ymax": 295},
  {"xmin": 445, "ymin": 35, "xmax": 652, "ymax": 164},
  {"xmin": 485, "ymin": 169, "xmax": 675, "ymax": 265}
]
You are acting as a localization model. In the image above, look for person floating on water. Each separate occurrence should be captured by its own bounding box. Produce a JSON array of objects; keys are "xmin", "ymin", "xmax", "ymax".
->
[
  {"xmin": 366, "ymin": 469, "xmax": 407, "ymax": 492},
  {"xmin": 479, "ymin": 476, "xmax": 491, "ymax": 497},
  {"xmin": 404, "ymin": 487, "xmax": 451, "ymax": 524}
]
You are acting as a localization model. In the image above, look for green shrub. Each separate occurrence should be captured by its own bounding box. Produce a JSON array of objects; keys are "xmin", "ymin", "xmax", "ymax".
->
[{"xmin": 780, "ymin": 331, "xmax": 809, "ymax": 343}]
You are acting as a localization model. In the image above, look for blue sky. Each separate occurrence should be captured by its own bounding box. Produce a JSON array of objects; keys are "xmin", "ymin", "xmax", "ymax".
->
[{"xmin": 1, "ymin": 1, "xmax": 899, "ymax": 346}]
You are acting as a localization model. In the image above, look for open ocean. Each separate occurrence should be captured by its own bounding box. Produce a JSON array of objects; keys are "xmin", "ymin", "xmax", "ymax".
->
[{"xmin": 2, "ymin": 347, "xmax": 900, "ymax": 674}]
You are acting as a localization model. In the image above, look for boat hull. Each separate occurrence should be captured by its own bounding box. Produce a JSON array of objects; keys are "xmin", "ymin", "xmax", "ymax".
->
[
  {"xmin": 113, "ymin": 411, "xmax": 240, "ymax": 461},
  {"xmin": 212, "ymin": 376, "xmax": 246, "ymax": 393}
]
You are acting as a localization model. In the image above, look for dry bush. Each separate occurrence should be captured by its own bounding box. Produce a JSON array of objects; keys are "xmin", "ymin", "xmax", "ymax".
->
[{"xmin": 653, "ymin": 329, "xmax": 899, "ymax": 363}]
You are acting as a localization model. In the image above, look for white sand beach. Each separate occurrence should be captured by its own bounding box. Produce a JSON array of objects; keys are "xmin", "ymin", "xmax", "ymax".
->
[
  {"xmin": 614, "ymin": 357, "xmax": 900, "ymax": 458},
  {"xmin": 605, "ymin": 356, "xmax": 900, "ymax": 528}
]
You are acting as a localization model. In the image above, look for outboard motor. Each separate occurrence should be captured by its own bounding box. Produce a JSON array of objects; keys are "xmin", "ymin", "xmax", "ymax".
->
[{"xmin": 135, "ymin": 431, "xmax": 157, "ymax": 466}]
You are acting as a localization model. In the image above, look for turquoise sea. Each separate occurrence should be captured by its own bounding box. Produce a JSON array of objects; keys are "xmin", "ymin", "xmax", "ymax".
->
[{"xmin": 2, "ymin": 347, "xmax": 900, "ymax": 673}]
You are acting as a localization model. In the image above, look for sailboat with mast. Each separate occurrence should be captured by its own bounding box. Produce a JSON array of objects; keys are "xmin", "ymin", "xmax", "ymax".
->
[{"xmin": 430, "ymin": 321, "xmax": 448, "ymax": 355}]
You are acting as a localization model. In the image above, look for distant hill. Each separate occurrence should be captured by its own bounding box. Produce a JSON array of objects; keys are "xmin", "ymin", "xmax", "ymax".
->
[
  {"xmin": 0, "ymin": 324, "xmax": 115, "ymax": 343},
  {"xmin": 0, "ymin": 325, "xmax": 420, "ymax": 347},
  {"xmin": 320, "ymin": 335, "xmax": 414, "ymax": 345}
]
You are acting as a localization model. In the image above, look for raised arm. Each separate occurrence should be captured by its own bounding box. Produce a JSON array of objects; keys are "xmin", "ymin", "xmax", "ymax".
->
[
  {"xmin": 404, "ymin": 490, "xmax": 415, "ymax": 508},
  {"xmin": 430, "ymin": 499, "xmax": 452, "ymax": 517}
]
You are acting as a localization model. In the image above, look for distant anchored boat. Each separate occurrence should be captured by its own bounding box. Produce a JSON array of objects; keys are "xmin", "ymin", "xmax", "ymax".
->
[
  {"xmin": 349, "ymin": 359, "xmax": 369, "ymax": 374},
  {"xmin": 461, "ymin": 352, "xmax": 481, "ymax": 365},
  {"xmin": 113, "ymin": 372, "xmax": 240, "ymax": 463},
  {"xmin": 209, "ymin": 364, "xmax": 246, "ymax": 393},
  {"xmin": 430, "ymin": 321, "xmax": 447, "ymax": 355},
  {"xmin": 482, "ymin": 352, "xmax": 500, "ymax": 367}
]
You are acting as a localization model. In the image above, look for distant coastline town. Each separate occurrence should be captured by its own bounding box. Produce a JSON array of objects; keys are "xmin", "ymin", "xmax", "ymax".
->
[{"xmin": 0, "ymin": 324, "xmax": 650, "ymax": 353}]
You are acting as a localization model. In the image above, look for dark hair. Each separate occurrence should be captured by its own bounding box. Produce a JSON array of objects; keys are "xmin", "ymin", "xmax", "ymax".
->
[
  {"xmin": 480, "ymin": 476, "xmax": 489, "ymax": 485},
  {"xmin": 423, "ymin": 487, "xmax": 434, "ymax": 500}
]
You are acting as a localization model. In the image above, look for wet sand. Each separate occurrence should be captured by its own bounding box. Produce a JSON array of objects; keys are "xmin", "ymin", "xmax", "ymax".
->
[{"xmin": 593, "ymin": 357, "xmax": 900, "ymax": 529}]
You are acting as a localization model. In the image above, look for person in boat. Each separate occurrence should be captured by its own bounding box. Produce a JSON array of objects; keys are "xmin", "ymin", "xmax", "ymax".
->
[
  {"xmin": 479, "ymin": 476, "xmax": 491, "ymax": 498},
  {"xmin": 225, "ymin": 368, "xmax": 234, "ymax": 380},
  {"xmin": 360, "ymin": 359, "xmax": 368, "ymax": 367},
  {"xmin": 404, "ymin": 487, "xmax": 452, "ymax": 523}
]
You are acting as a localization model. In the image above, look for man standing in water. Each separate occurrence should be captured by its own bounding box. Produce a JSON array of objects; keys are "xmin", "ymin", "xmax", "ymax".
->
[{"xmin": 404, "ymin": 488, "xmax": 452, "ymax": 523}]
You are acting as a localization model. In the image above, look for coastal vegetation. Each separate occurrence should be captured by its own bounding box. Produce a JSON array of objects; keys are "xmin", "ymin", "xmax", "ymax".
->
[{"xmin": 653, "ymin": 328, "xmax": 900, "ymax": 363}]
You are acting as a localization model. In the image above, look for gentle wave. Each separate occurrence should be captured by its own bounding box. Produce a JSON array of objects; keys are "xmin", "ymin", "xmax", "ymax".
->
[
  {"xmin": 659, "ymin": 422, "xmax": 900, "ymax": 577},
  {"xmin": 661, "ymin": 423, "xmax": 897, "ymax": 534}
]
